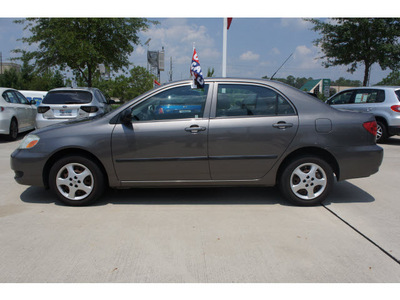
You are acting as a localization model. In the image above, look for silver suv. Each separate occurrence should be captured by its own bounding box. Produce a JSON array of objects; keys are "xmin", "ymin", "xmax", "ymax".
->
[
  {"xmin": 36, "ymin": 87, "xmax": 113, "ymax": 129},
  {"xmin": 327, "ymin": 86, "xmax": 400, "ymax": 142}
]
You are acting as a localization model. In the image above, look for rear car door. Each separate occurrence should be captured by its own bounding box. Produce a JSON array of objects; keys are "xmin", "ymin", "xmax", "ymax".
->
[
  {"xmin": 208, "ymin": 83, "xmax": 299, "ymax": 180},
  {"xmin": 3, "ymin": 91, "xmax": 28, "ymax": 128},
  {"xmin": 111, "ymin": 83, "xmax": 212, "ymax": 181}
]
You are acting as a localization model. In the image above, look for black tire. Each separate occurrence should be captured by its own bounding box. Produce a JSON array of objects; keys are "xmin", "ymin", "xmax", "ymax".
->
[
  {"xmin": 8, "ymin": 119, "xmax": 18, "ymax": 141},
  {"xmin": 376, "ymin": 121, "xmax": 388, "ymax": 143},
  {"xmin": 49, "ymin": 155, "xmax": 105, "ymax": 206},
  {"xmin": 279, "ymin": 156, "xmax": 334, "ymax": 206}
]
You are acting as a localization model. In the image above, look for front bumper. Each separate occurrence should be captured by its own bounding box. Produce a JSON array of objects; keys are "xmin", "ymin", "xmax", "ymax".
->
[{"xmin": 10, "ymin": 149, "xmax": 48, "ymax": 186}]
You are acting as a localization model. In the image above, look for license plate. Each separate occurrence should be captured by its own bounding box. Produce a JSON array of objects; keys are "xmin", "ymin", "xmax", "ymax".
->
[{"xmin": 59, "ymin": 109, "xmax": 73, "ymax": 116}]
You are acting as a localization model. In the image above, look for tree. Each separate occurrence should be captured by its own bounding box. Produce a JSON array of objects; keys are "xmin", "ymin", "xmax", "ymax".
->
[
  {"xmin": 14, "ymin": 18, "xmax": 155, "ymax": 87},
  {"xmin": 306, "ymin": 18, "xmax": 400, "ymax": 86},
  {"xmin": 376, "ymin": 70, "xmax": 400, "ymax": 86}
]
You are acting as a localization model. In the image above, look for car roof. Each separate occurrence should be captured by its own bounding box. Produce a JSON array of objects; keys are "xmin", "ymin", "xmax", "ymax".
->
[{"xmin": 47, "ymin": 87, "xmax": 97, "ymax": 93}]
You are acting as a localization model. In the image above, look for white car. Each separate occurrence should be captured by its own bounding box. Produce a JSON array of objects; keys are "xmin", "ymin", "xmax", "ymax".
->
[{"xmin": 0, "ymin": 88, "xmax": 37, "ymax": 140}]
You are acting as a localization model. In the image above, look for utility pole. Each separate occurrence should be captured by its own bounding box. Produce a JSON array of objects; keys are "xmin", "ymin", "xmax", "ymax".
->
[
  {"xmin": 169, "ymin": 56, "xmax": 173, "ymax": 82},
  {"xmin": 0, "ymin": 52, "xmax": 3, "ymax": 75}
]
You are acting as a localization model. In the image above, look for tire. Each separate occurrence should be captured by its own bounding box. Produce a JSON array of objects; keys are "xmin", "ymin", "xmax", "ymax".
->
[
  {"xmin": 279, "ymin": 156, "xmax": 334, "ymax": 206},
  {"xmin": 376, "ymin": 121, "xmax": 388, "ymax": 143},
  {"xmin": 8, "ymin": 119, "xmax": 18, "ymax": 141},
  {"xmin": 49, "ymin": 155, "xmax": 105, "ymax": 206}
]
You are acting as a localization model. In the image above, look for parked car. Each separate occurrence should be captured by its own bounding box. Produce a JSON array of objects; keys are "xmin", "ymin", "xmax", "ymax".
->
[
  {"xmin": 0, "ymin": 88, "xmax": 37, "ymax": 140},
  {"xmin": 11, "ymin": 78, "xmax": 383, "ymax": 206},
  {"xmin": 35, "ymin": 87, "xmax": 114, "ymax": 129},
  {"xmin": 326, "ymin": 87, "xmax": 400, "ymax": 143}
]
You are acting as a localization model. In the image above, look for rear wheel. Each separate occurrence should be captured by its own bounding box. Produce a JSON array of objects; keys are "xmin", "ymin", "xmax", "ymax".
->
[
  {"xmin": 8, "ymin": 119, "xmax": 18, "ymax": 141},
  {"xmin": 49, "ymin": 155, "xmax": 105, "ymax": 206},
  {"xmin": 279, "ymin": 156, "xmax": 333, "ymax": 206},
  {"xmin": 376, "ymin": 121, "xmax": 388, "ymax": 143}
]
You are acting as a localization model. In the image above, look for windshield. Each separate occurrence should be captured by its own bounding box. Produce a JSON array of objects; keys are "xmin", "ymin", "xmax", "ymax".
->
[{"xmin": 42, "ymin": 91, "xmax": 92, "ymax": 104}]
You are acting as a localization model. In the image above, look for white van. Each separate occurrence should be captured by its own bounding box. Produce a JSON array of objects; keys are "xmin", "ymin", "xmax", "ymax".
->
[{"xmin": 19, "ymin": 90, "xmax": 47, "ymax": 107}]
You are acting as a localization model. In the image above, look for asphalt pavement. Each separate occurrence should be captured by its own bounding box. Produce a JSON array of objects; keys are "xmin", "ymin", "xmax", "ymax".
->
[{"xmin": 0, "ymin": 133, "xmax": 399, "ymax": 283}]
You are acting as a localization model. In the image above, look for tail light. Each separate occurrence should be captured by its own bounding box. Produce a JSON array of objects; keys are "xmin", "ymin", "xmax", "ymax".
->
[
  {"xmin": 0, "ymin": 107, "xmax": 4, "ymax": 112},
  {"xmin": 363, "ymin": 121, "xmax": 377, "ymax": 136},
  {"xmin": 80, "ymin": 106, "xmax": 99, "ymax": 113},
  {"xmin": 391, "ymin": 105, "xmax": 400, "ymax": 113},
  {"xmin": 37, "ymin": 106, "xmax": 50, "ymax": 113}
]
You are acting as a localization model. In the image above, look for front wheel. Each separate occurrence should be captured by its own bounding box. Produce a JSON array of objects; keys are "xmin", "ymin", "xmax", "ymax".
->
[
  {"xmin": 49, "ymin": 155, "xmax": 105, "ymax": 206},
  {"xmin": 279, "ymin": 156, "xmax": 334, "ymax": 206}
]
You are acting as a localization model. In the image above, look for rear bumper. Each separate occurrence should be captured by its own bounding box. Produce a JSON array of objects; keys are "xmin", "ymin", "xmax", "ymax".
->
[{"xmin": 330, "ymin": 144, "xmax": 383, "ymax": 181}]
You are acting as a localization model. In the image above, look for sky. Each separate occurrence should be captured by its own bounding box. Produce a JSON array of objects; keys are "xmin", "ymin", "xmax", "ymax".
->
[{"xmin": 1, "ymin": 1, "xmax": 400, "ymax": 86}]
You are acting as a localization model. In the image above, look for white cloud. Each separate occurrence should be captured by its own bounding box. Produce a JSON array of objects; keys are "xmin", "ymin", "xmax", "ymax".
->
[
  {"xmin": 240, "ymin": 51, "xmax": 260, "ymax": 61},
  {"xmin": 270, "ymin": 47, "xmax": 280, "ymax": 55},
  {"xmin": 280, "ymin": 18, "xmax": 310, "ymax": 30}
]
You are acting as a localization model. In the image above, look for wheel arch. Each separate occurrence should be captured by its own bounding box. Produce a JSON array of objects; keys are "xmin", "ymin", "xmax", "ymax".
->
[
  {"xmin": 43, "ymin": 148, "xmax": 109, "ymax": 189},
  {"xmin": 276, "ymin": 147, "xmax": 340, "ymax": 183}
]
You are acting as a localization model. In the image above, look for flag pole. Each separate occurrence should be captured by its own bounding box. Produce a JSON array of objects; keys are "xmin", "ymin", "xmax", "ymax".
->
[{"xmin": 222, "ymin": 18, "xmax": 227, "ymax": 78}]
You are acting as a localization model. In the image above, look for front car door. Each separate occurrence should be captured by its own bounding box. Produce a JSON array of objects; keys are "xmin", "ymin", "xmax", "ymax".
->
[
  {"xmin": 208, "ymin": 82, "xmax": 299, "ymax": 180},
  {"xmin": 111, "ymin": 83, "xmax": 212, "ymax": 182}
]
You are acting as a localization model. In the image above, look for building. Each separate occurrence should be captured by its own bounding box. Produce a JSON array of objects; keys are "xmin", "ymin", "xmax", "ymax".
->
[
  {"xmin": 0, "ymin": 62, "xmax": 21, "ymax": 74},
  {"xmin": 300, "ymin": 79, "xmax": 331, "ymax": 97}
]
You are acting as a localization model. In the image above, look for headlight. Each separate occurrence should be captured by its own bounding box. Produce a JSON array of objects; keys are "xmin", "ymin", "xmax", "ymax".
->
[{"xmin": 18, "ymin": 134, "xmax": 40, "ymax": 149}]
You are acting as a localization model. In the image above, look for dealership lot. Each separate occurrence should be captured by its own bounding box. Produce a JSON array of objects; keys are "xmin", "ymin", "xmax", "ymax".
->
[{"xmin": 0, "ymin": 134, "xmax": 399, "ymax": 282}]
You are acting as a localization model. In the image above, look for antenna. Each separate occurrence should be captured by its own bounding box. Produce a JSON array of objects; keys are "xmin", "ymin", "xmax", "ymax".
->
[{"xmin": 270, "ymin": 52, "xmax": 293, "ymax": 80}]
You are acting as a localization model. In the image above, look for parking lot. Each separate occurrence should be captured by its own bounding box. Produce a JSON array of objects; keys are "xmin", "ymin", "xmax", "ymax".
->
[{"xmin": 0, "ymin": 133, "xmax": 399, "ymax": 283}]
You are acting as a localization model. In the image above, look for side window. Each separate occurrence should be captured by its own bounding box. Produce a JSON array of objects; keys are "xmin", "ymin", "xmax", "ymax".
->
[
  {"xmin": 4, "ymin": 91, "xmax": 19, "ymax": 104},
  {"xmin": 354, "ymin": 90, "xmax": 385, "ymax": 104},
  {"xmin": 95, "ymin": 90, "xmax": 107, "ymax": 104},
  {"xmin": 15, "ymin": 91, "xmax": 29, "ymax": 104},
  {"xmin": 329, "ymin": 91, "xmax": 354, "ymax": 105},
  {"xmin": 131, "ymin": 84, "xmax": 209, "ymax": 121},
  {"xmin": 216, "ymin": 84, "xmax": 295, "ymax": 117}
]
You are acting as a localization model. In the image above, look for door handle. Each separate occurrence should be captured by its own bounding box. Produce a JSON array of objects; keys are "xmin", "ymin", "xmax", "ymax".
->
[
  {"xmin": 273, "ymin": 122, "xmax": 293, "ymax": 129},
  {"xmin": 185, "ymin": 125, "xmax": 206, "ymax": 133}
]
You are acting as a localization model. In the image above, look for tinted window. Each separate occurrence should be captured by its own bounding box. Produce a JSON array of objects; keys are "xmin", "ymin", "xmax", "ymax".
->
[
  {"xmin": 329, "ymin": 91, "xmax": 354, "ymax": 105},
  {"xmin": 3, "ymin": 91, "xmax": 19, "ymax": 103},
  {"xmin": 15, "ymin": 91, "xmax": 29, "ymax": 104},
  {"xmin": 395, "ymin": 90, "xmax": 400, "ymax": 102},
  {"xmin": 42, "ymin": 91, "xmax": 92, "ymax": 104},
  {"xmin": 216, "ymin": 84, "xmax": 295, "ymax": 117},
  {"xmin": 353, "ymin": 90, "xmax": 385, "ymax": 103},
  {"xmin": 131, "ymin": 84, "xmax": 209, "ymax": 121}
]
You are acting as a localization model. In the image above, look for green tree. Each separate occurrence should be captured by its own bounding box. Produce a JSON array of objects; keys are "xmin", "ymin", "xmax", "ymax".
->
[
  {"xmin": 306, "ymin": 18, "xmax": 400, "ymax": 86},
  {"xmin": 14, "ymin": 18, "xmax": 155, "ymax": 87},
  {"xmin": 376, "ymin": 70, "xmax": 400, "ymax": 86}
]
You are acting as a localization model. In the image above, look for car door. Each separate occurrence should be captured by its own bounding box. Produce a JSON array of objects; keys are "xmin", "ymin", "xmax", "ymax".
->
[
  {"xmin": 111, "ymin": 83, "xmax": 212, "ymax": 181},
  {"xmin": 4, "ymin": 90, "xmax": 28, "ymax": 129},
  {"xmin": 208, "ymin": 83, "xmax": 299, "ymax": 180},
  {"xmin": 14, "ymin": 91, "xmax": 36, "ymax": 129}
]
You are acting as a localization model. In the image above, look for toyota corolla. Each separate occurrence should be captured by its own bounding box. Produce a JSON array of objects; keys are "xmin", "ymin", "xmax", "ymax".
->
[{"xmin": 11, "ymin": 78, "xmax": 383, "ymax": 206}]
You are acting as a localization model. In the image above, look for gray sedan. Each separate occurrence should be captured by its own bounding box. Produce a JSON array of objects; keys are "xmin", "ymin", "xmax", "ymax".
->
[{"xmin": 10, "ymin": 78, "xmax": 383, "ymax": 206}]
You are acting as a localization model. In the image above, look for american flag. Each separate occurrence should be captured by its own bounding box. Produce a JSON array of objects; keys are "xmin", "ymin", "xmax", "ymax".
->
[{"xmin": 190, "ymin": 48, "xmax": 205, "ymax": 88}]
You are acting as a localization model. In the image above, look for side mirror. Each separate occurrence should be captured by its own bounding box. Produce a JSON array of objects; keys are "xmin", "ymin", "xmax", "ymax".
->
[
  {"xmin": 120, "ymin": 109, "xmax": 132, "ymax": 124},
  {"xmin": 29, "ymin": 100, "xmax": 36, "ymax": 105},
  {"xmin": 108, "ymin": 99, "xmax": 116, "ymax": 105}
]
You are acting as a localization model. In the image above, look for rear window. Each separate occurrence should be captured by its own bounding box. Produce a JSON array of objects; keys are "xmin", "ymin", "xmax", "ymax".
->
[
  {"xmin": 42, "ymin": 91, "xmax": 92, "ymax": 104},
  {"xmin": 395, "ymin": 90, "xmax": 400, "ymax": 102}
]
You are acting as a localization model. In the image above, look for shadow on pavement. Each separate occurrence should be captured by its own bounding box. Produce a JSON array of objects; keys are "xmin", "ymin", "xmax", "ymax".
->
[
  {"xmin": 323, "ymin": 181, "xmax": 375, "ymax": 206},
  {"xmin": 20, "ymin": 181, "xmax": 374, "ymax": 207}
]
